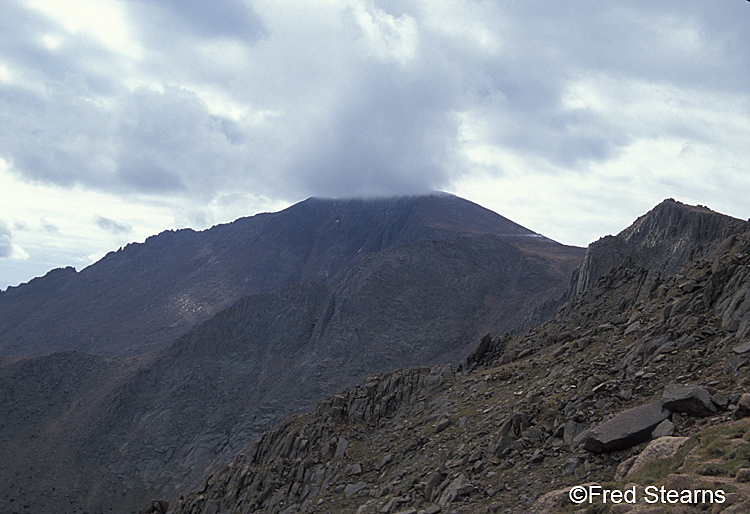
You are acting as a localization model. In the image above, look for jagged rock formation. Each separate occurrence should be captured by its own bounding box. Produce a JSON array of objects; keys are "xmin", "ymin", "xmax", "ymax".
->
[
  {"xmin": 167, "ymin": 201, "xmax": 750, "ymax": 514},
  {"xmin": 566, "ymin": 199, "xmax": 746, "ymax": 301},
  {"xmin": 1, "ymin": 194, "xmax": 579, "ymax": 359},
  {"xmin": 0, "ymin": 195, "xmax": 585, "ymax": 514}
]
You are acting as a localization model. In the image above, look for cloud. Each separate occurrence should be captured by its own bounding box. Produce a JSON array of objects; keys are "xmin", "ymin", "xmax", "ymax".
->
[
  {"xmin": 0, "ymin": 0, "xmax": 748, "ymax": 226},
  {"xmin": 127, "ymin": 0, "xmax": 266, "ymax": 42},
  {"xmin": 0, "ymin": 219, "xmax": 28, "ymax": 260},
  {"xmin": 0, "ymin": 220, "xmax": 12, "ymax": 257},
  {"xmin": 40, "ymin": 218, "xmax": 60, "ymax": 234},
  {"xmin": 94, "ymin": 215, "xmax": 132, "ymax": 235}
]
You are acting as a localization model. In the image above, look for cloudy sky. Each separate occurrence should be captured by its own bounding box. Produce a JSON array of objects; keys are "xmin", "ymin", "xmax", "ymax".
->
[{"xmin": 1, "ymin": 0, "xmax": 749, "ymax": 289}]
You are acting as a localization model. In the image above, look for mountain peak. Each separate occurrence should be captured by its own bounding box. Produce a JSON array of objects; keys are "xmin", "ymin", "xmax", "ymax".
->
[
  {"xmin": 0, "ymin": 194, "xmax": 574, "ymax": 359},
  {"xmin": 567, "ymin": 198, "xmax": 747, "ymax": 299}
]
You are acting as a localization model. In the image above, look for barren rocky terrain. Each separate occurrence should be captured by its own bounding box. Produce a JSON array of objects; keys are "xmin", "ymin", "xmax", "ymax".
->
[{"xmin": 164, "ymin": 199, "xmax": 750, "ymax": 514}]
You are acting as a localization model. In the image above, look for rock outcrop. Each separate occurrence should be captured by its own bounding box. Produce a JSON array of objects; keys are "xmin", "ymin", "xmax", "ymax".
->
[
  {"xmin": 566, "ymin": 199, "xmax": 746, "ymax": 301},
  {"xmin": 167, "ymin": 365, "xmax": 455, "ymax": 514}
]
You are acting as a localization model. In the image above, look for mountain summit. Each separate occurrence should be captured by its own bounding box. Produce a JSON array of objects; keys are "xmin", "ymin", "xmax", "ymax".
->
[
  {"xmin": 566, "ymin": 198, "xmax": 747, "ymax": 301},
  {"xmin": 0, "ymin": 193, "xmax": 572, "ymax": 359}
]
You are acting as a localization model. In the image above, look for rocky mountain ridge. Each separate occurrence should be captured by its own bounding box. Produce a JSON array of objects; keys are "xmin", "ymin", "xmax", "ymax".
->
[
  {"xmin": 0, "ymin": 194, "xmax": 552, "ymax": 359},
  {"xmin": 566, "ymin": 199, "xmax": 746, "ymax": 301},
  {"xmin": 164, "ymin": 200, "xmax": 750, "ymax": 514}
]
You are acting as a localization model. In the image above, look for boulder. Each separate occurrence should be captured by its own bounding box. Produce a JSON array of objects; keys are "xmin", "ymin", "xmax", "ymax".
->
[
  {"xmin": 344, "ymin": 481, "xmax": 367, "ymax": 499},
  {"xmin": 625, "ymin": 436, "xmax": 689, "ymax": 479},
  {"xmin": 334, "ymin": 436, "xmax": 349, "ymax": 458},
  {"xmin": 651, "ymin": 419, "xmax": 675, "ymax": 438},
  {"xmin": 662, "ymin": 384, "xmax": 717, "ymax": 417},
  {"xmin": 584, "ymin": 401, "xmax": 670, "ymax": 452},
  {"xmin": 438, "ymin": 474, "xmax": 473, "ymax": 506},
  {"xmin": 563, "ymin": 420, "xmax": 584, "ymax": 447}
]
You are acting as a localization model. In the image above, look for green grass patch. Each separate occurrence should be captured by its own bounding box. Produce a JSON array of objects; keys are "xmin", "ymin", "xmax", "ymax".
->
[
  {"xmin": 697, "ymin": 463, "xmax": 725, "ymax": 476},
  {"xmin": 620, "ymin": 438, "xmax": 699, "ymax": 486}
]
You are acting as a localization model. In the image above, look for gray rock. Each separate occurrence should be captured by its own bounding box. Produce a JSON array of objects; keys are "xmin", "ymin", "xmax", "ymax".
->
[
  {"xmin": 662, "ymin": 384, "xmax": 717, "ymax": 417},
  {"xmin": 623, "ymin": 321, "xmax": 642, "ymax": 336},
  {"xmin": 571, "ymin": 429, "xmax": 590, "ymax": 450},
  {"xmin": 725, "ymin": 354, "xmax": 750, "ymax": 374},
  {"xmin": 424, "ymin": 469, "xmax": 446, "ymax": 503},
  {"xmin": 344, "ymin": 481, "xmax": 367, "ymax": 499},
  {"xmin": 434, "ymin": 418, "xmax": 450, "ymax": 433},
  {"xmin": 681, "ymin": 282, "xmax": 701, "ymax": 294},
  {"xmin": 137, "ymin": 500, "xmax": 169, "ymax": 514},
  {"xmin": 736, "ymin": 468, "xmax": 750, "ymax": 483},
  {"xmin": 584, "ymin": 401, "xmax": 670, "ymax": 452},
  {"xmin": 733, "ymin": 342, "xmax": 750, "ymax": 354},
  {"xmin": 335, "ymin": 436, "xmax": 349, "ymax": 459},
  {"xmin": 712, "ymin": 393, "xmax": 729, "ymax": 410},
  {"xmin": 562, "ymin": 458, "xmax": 579, "ymax": 475},
  {"xmin": 614, "ymin": 456, "xmax": 637, "ymax": 481},
  {"xmin": 563, "ymin": 420, "xmax": 583, "ymax": 446},
  {"xmin": 346, "ymin": 463, "xmax": 362, "ymax": 476},
  {"xmin": 651, "ymin": 419, "xmax": 675, "ymax": 438},
  {"xmin": 438, "ymin": 475, "xmax": 473, "ymax": 506},
  {"xmin": 378, "ymin": 453, "xmax": 393, "ymax": 470}
]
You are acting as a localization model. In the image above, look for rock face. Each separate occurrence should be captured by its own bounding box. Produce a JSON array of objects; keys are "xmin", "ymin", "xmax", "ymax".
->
[
  {"xmin": 566, "ymin": 199, "xmax": 746, "ymax": 301},
  {"xmin": 167, "ymin": 365, "xmax": 456, "ymax": 514}
]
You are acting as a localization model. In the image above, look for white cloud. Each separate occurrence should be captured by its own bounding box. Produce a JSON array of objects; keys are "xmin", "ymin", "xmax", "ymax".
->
[
  {"xmin": 0, "ymin": 218, "xmax": 29, "ymax": 260},
  {"xmin": 349, "ymin": 2, "xmax": 419, "ymax": 67},
  {"xmin": 25, "ymin": 0, "xmax": 142, "ymax": 58}
]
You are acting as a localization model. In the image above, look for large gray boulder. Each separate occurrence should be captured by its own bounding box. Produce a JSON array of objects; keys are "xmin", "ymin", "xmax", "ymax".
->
[
  {"xmin": 584, "ymin": 401, "xmax": 670, "ymax": 453},
  {"xmin": 662, "ymin": 384, "xmax": 717, "ymax": 417}
]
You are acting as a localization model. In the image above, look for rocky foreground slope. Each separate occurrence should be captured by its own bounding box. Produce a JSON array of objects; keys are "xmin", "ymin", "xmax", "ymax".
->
[{"xmin": 164, "ymin": 201, "xmax": 750, "ymax": 514}]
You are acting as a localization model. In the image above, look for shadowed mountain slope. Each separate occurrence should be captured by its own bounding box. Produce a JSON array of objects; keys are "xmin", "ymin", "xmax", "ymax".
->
[
  {"xmin": 0, "ymin": 194, "xmax": 585, "ymax": 514},
  {"xmin": 0, "ymin": 194, "xmax": 562, "ymax": 359}
]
